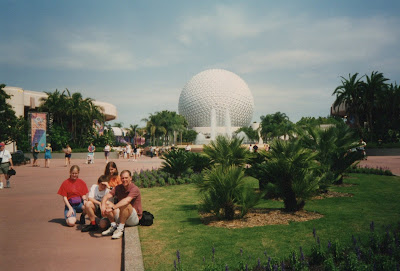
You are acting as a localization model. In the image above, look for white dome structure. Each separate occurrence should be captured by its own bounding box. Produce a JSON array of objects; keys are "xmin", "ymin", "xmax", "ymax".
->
[{"xmin": 178, "ymin": 69, "xmax": 254, "ymax": 130}]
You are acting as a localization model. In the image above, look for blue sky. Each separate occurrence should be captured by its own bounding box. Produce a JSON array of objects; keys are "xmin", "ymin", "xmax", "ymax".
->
[{"xmin": 1, "ymin": 0, "xmax": 400, "ymax": 127}]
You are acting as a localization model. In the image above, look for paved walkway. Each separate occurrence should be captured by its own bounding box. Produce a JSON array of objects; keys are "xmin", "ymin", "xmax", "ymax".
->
[
  {"xmin": 359, "ymin": 156, "xmax": 400, "ymax": 176},
  {"xmin": 0, "ymin": 156, "xmax": 162, "ymax": 271}
]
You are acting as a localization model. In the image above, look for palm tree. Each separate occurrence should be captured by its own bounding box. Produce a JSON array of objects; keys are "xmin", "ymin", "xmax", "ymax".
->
[
  {"xmin": 260, "ymin": 112, "xmax": 295, "ymax": 141},
  {"xmin": 127, "ymin": 124, "xmax": 139, "ymax": 143},
  {"xmin": 39, "ymin": 89, "xmax": 104, "ymax": 146},
  {"xmin": 332, "ymin": 73, "xmax": 364, "ymax": 134},
  {"xmin": 203, "ymin": 135, "xmax": 251, "ymax": 169},
  {"xmin": 361, "ymin": 71, "xmax": 389, "ymax": 140}
]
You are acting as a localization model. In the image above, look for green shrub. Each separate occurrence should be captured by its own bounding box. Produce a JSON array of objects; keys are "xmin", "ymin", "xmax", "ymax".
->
[
  {"xmin": 198, "ymin": 165, "xmax": 262, "ymax": 220},
  {"xmin": 168, "ymin": 177, "xmax": 176, "ymax": 185},
  {"xmin": 260, "ymin": 139, "xmax": 322, "ymax": 211},
  {"xmin": 187, "ymin": 152, "xmax": 211, "ymax": 173},
  {"xmin": 158, "ymin": 177, "xmax": 166, "ymax": 186},
  {"xmin": 347, "ymin": 165, "xmax": 394, "ymax": 176},
  {"xmin": 161, "ymin": 148, "xmax": 192, "ymax": 177}
]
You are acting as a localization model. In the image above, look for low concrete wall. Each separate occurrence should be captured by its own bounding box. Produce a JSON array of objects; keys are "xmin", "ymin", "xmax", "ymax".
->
[
  {"xmin": 366, "ymin": 148, "xmax": 400, "ymax": 156},
  {"xmin": 24, "ymin": 152, "xmax": 120, "ymax": 159}
]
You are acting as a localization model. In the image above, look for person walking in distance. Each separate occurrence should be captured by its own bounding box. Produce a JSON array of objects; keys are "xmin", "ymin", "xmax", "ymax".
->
[
  {"xmin": 0, "ymin": 142, "xmax": 14, "ymax": 189},
  {"xmin": 64, "ymin": 144, "xmax": 72, "ymax": 167},
  {"xmin": 44, "ymin": 143, "xmax": 52, "ymax": 168},
  {"xmin": 104, "ymin": 143, "xmax": 111, "ymax": 163},
  {"xmin": 100, "ymin": 170, "xmax": 142, "ymax": 239},
  {"xmin": 32, "ymin": 142, "xmax": 40, "ymax": 167}
]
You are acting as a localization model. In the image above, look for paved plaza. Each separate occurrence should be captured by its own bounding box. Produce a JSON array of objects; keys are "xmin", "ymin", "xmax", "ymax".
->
[{"xmin": 0, "ymin": 155, "xmax": 162, "ymax": 271}]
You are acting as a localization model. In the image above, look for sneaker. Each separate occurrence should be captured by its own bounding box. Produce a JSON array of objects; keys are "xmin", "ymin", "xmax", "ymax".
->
[
  {"xmin": 0, "ymin": 182, "xmax": 3, "ymax": 189},
  {"xmin": 81, "ymin": 224, "xmax": 98, "ymax": 232},
  {"xmin": 102, "ymin": 225, "xmax": 117, "ymax": 236},
  {"xmin": 5, "ymin": 180, "xmax": 10, "ymax": 188},
  {"xmin": 79, "ymin": 213, "xmax": 86, "ymax": 224},
  {"xmin": 111, "ymin": 228, "xmax": 124, "ymax": 239}
]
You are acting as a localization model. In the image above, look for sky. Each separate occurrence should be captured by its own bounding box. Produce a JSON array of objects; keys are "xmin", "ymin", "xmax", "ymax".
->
[{"xmin": 1, "ymin": 0, "xmax": 400, "ymax": 128}]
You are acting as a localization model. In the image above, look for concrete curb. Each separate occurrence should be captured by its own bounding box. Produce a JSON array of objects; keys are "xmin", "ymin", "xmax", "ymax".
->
[{"xmin": 124, "ymin": 226, "xmax": 145, "ymax": 271}]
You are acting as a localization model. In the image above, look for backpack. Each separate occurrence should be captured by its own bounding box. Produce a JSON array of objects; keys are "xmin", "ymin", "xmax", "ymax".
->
[{"xmin": 139, "ymin": 211, "xmax": 154, "ymax": 226}]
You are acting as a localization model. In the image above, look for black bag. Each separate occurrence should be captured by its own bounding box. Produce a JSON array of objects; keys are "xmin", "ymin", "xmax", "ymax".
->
[
  {"xmin": 8, "ymin": 168, "xmax": 16, "ymax": 176},
  {"xmin": 139, "ymin": 211, "xmax": 154, "ymax": 226}
]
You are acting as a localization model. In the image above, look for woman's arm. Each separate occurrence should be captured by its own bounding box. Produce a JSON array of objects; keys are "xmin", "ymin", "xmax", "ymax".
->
[{"xmin": 63, "ymin": 196, "xmax": 74, "ymax": 217}]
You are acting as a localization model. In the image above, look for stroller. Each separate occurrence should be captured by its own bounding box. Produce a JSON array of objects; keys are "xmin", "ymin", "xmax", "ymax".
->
[{"xmin": 87, "ymin": 152, "xmax": 94, "ymax": 164}]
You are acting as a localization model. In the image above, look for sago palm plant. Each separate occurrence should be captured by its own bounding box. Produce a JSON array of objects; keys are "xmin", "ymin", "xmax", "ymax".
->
[
  {"xmin": 263, "ymin": 139, "xmax": 321, "ymax": 212},
  {"xmin": 161, "ymin": 148, "xmax": 192, "ymax": 178},
  {"xmin": 198, "ymin": 165, "xmax": 261, "ymax": 220},
  {"xmin": 298, "ymin": 123, "xmax": 363, "ymax": 185},
  {"xmin": 203, "ymin": 135, "xmax": 250, "ymax": 169}
]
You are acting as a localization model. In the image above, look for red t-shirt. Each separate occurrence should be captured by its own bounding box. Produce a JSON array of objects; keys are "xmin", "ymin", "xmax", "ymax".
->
[
  {"xmin": 57, "ymin": 178, "xmax": 89, "ymax": 200},
  {"xmin": 110, "ymin": 183, "xmax": 142, "ymax": 219}
]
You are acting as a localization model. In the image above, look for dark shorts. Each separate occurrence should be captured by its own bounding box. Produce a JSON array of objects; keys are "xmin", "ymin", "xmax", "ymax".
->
[
  {"xmin": 65, "ymin": 153, "xmax": 71, "ymax": 158},
  {"xmin": 95, "ymin": 204, "xmax": 102, "ymax": 218},
  {"xmin": 104, "ymin": 151, "xmax": 110, "ymax": 157},
  {"xmin": 64, "ymin": 202, "xmax": 84, "ymax": 220},
  {"xmin": 0, "ymin": 163, "xmax": 9, "ymax": 174},
  {"xmin": 33, "ymin": 153, "xmax": 38, "ymax": 159}
]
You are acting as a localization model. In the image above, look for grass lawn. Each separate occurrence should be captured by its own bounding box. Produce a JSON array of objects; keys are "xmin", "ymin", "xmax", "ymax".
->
[{"xmin": 138, "ymin": 174, "xmax": 400, "ymax": 270}]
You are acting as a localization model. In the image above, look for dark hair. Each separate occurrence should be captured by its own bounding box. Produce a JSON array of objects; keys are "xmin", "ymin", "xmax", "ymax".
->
[
  {"xmin": 120, "ymin": 170, "xmax": 132, "ymax": 177},
  {"xmin": 98, "ymin": 175, "xmax": 108, "ymax": 184},
  {"xmin": 104, "ymin": 161, "xmax": 118, "ymax": 176},
  {"xmin": 70, "ymin": 165, "xmax": 80, "ymax": 173}
]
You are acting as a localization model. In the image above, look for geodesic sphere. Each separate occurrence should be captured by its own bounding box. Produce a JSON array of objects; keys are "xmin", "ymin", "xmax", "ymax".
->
[{"xmin": 178, "ymin": 69, "xmax": 254, "ymax": 128}]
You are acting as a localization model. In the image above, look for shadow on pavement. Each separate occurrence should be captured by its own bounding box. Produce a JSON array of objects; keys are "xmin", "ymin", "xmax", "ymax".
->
[{"xmin": 48, "ymin": 218, "xmax": 66, "ymax": 226}]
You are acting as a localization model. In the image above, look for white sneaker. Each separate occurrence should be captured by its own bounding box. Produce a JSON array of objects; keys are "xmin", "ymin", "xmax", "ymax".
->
[
  {"xmin": 0, "ymin": 182, "xmax": 3, "ymax": 189},
  {"xmin": 102, "ymin": 225, "xmax": 117, "ymax": 236},
  {"xmin": 111, "ymin": 228, "xmax": 124, "ymax": 239}
]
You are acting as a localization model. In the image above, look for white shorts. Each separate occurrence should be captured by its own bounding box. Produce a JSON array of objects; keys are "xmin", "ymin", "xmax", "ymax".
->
[{"xmin": 115, "ymin": 206, "xmax": 139, "ymax": 226}]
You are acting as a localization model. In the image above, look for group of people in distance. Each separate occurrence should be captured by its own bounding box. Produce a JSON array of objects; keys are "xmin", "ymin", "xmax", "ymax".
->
[
  {"xmin": 30, "ymin": 142, "xmax": 72, "ymax": 168},
  {"xmin": 31, "ymin": 142, "xmax": 53, "ymax": 167},
  {"xmin": 57, "ymin": 161, "xmax": 142, "ymax": 239},
  {"xmin": 118, "ymin": 143, "xmax": 141, "ymax": 161}
]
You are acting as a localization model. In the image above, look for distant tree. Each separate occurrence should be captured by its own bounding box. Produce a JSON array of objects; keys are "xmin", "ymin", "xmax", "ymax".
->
[
  {"xmin": 361, "ymin": 71, "xmax": 389, "ymax": 140},
  {"xmin": 332, "ymin": 73, "xmax": 364, "ymax": 135},
  {"xmin": 39, "ymin": 89, "xmax": 104, "ymax": 148},
  {"xmin": 296, "ymin": 116, "xmax": 342, "ymax": 127},
  {"xmin": 182, "ymin": 129, "xmax": 197, "ymax": 143},
  {"xmin": 142, "ymin": 110, "xmax": 187, "ymax": 146},
  {"xmin": 235, "ymin": 126, "xmax": 259, "ymax": 142},
  {"xmin": 0, "ymin": 84, "xmax": 19, "ymax": 144},
  {"xmin": 260, "ymin": 112, "xmax": 295, "ymax": 141},
  {"xmin": 112, "ymin": 122, "xmax": 124, "ymax": 128}
]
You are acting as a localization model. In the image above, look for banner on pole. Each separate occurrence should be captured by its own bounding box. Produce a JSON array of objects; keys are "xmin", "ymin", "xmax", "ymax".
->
[{"xmin": 30, "ymin": 112, "xmax": 47, "ymax": 151}]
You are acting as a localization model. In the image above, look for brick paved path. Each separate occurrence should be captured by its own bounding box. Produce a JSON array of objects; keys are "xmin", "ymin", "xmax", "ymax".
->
[
  {"xmin": 359, "ymin": 156, "xmax": 400, "ymax": 176},
  {"xmin": 0, "ymin": 156, "xmax": 162, "ymax": 271}
]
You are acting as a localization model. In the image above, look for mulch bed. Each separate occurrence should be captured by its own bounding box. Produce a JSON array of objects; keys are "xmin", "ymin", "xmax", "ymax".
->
[{"xmin": 200, "ymin": 190, "xmax": 353, "ymax": 229}]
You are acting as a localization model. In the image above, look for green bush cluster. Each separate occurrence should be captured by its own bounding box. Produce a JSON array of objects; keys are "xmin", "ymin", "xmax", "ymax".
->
[
  {"xmin": 132, "ymin": 168, "xmax": 200, "ymax": 188},
  {"xmin": 347, "ymin": 165, "xmax": 394, "ymax": 176},
  {"xmin": 173, "ymin": 222, "xmax": 400, "ymax": 270}
]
